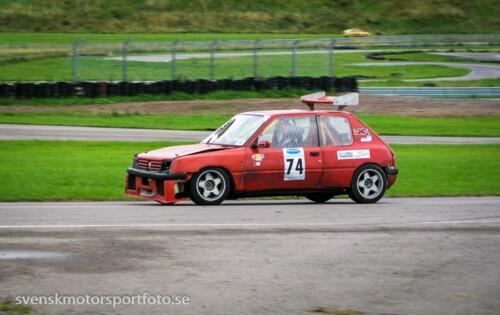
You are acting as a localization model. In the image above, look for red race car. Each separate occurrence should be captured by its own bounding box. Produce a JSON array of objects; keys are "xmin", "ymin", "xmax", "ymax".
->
[{"xmin": 125, "ymin": 92, "xmax": 398, "ymax": 205}]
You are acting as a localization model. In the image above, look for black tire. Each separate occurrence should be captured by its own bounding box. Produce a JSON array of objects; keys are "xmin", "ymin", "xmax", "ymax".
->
[
  {"xmin": 189, "ymin": 167, "xmax": 231, "ymax": 205},
  {"xmin": 304, "ymin": 193, "xmax": 334, "ymax": 203},
  {"xmin": 348, "ymin": 164, "xmax": 387, "ymax": 204}
]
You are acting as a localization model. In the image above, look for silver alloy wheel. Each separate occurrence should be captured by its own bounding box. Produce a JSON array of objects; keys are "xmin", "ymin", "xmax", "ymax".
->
[
  {"xmin": 196, "ymin": 170, "xmax": 226, "ymax": 202},
  {"xmin": 357, "ymin": 169, "xmax": 383, "ymax": 199}
]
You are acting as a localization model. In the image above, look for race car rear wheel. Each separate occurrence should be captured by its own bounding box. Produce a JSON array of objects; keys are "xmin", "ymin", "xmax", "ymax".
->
[
  {"xmin": 190, "ymin": 167, "xmax": 230, "ymax": 205},
  {"xmin": 304, "ymin": 193, "xmax": 334, "ymax": 203},
  {"xmin": 348, "ymin": 164, "xmax": 387, "ymax": 204}
]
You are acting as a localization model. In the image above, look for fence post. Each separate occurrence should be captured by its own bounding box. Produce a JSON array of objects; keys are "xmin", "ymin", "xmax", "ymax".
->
[
  {"xmin": 252, "ymin": 39, "xmax": 260, "ymax": 78},
  {"xmin": 328, "ymin": 39, "xmax": 336, "ymax": 77},
  {"xmin": 121, "ymin": 39, "xmax": 131, "ymax": 82},
  {"xmin": 209, "ymin": 40, "xmax": 218, "ymax": 81},
  {"xmin": 171, "ymin": 40, "xmax": 179, "ymax": 80},
  {"xmin": 71, "ymin": 40, "xmax": 81, "ymax": 82},
  {"xmin": 291, "ymin": 40, "xmax": 299, "ymax": 77}
]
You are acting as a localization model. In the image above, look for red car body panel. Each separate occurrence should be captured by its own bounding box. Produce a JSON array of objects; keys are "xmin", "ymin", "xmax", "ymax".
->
[
  {"xmin": 125, "ymin": 109, "xmax": 397, "ymax": 204},
  {"xmin": 139, "ymin": 143, "xmax": 229, "ymax": 160}
]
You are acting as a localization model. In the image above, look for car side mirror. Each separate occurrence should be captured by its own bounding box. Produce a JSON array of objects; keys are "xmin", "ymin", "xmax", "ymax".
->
[{"xmin": 257, "ymin": 140, "xmax": 270, "ymax": 148}]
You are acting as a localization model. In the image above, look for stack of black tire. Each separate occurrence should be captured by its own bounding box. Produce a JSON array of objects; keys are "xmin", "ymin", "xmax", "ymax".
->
[{"xmin": 0, "ymin": 76, "xmax": 358, "ymax": 99}]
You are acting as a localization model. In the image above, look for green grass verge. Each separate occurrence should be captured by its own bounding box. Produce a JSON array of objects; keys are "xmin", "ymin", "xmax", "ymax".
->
[
  {"xmin": 390, "ymin": 52, "xmax": 469, "ymax": 63},
  {"xmin": 0, "ymin": 140, "xmax": 193, "ymax": 201},
  {"xmin": 0, "ymin": 113, "xmax": 498, "ymax": 137},
  {"xmin": 0, "ymin": 33, "xmax": 340, "ymax": 45},
  {"xmin": 0, "ymin": 89, "xmax": 312, "ymax": 106},
  {"xmin": 360, "ymin": 78, "xmax": 500, "ymax": 87},
  {"xmin": 386, "ymin": 144, "xmax": 500, "ymax": 197},
  {"xmin": 0, "ymin": 0, "xmax": 499, "ymax": 34},
  {"xmin": 0, "ymin": 300, "xmax": 33, "ymax": 314},
  {"xmin": 0, "ymin": 141, "xmax": 498, "ymax": 201},
  {"xmin": 0, "ymin": 52, "xmax": 470, "ymax": 81},
  {"xmin": 359, "ymin": 115, "xmax": 500, "ymax": 137},
  {"xmin": 0, "ymin": 113, "xmax": 230, "ymax": 131},
  {"xmin": 366, "ymin": 52, "xmax": 500, "ymax": 64},
  {"xmin": 2, "ymin": 33, "xmax": 499, "ymax": 49}
]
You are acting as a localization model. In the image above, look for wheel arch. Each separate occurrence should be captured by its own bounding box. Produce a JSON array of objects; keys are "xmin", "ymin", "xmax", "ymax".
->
[{"xmin": 350, "ymin": 162, "xmax": 388, "ymax": 186}]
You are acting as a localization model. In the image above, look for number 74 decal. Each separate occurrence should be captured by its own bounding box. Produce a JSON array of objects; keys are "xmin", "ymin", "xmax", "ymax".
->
[{"xmin": 283, "ymin": 148, "xmax": 306, "ymax": 181}]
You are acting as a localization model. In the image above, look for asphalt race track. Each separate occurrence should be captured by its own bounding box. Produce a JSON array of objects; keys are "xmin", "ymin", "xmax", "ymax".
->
[
  {"xmin": 2, "ymin": 124, "xmax": 500, "ymax": 144},
  {"xmin": 0, "ymin": 124, "xmax": 210, "ymax": 141},
  {"xmin": 1, "ymin": 197, "xmax": 499, "ymax": 315},
  {"xmin": 432, "ymin": 52, "xmax": 500, "ymax": 63},
  {"xmin": 352, "ymin": 62, "xmax": 500, "ymax": 81},
  {"xmin": 105, "ymin": 49, "xmax": 388, "ymax": 63}
]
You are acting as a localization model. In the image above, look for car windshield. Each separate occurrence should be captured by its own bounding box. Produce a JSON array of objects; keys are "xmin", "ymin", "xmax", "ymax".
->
[{"xmin": 202, "ymin": 114, "xmax": 267, "ymax": 146}]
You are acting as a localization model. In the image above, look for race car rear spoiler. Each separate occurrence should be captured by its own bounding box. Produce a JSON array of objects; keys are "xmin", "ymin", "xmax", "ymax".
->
[{"xmin": 300, "ymin": 91, "xmax": 359, "ymax": 110}]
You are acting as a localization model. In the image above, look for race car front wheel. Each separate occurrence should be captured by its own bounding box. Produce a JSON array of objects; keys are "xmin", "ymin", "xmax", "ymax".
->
[
  {"xmin": 348, "ymin": 164, "xmax": 387, "ymax": 204},
  {"xmin": 190, "ymin": 167, "xmax": 230, "ymax": 205}
]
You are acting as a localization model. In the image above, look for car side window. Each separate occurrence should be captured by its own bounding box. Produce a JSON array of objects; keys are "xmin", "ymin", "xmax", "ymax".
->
[
  {"xmin": 260, "ymin": 116, "xmax": 318, "ymax": 148},
  {"xmin": 318, "ymin": 116, "xmax": 353, "ymax": 146}
]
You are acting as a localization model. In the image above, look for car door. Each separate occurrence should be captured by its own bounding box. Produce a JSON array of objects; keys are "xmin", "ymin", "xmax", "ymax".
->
[
  {"xmin": 318, "ymin": 114, "xmax": 363, "ymax": 188},
  {"xmin": 244, "ymin": 114, "xmax": 323, "ymax": 191}
]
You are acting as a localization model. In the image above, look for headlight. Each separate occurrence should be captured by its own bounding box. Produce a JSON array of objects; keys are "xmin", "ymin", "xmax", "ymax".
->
[{"xmin": 161, "ymin": 160, "xmax": 172, "ymax": 172}]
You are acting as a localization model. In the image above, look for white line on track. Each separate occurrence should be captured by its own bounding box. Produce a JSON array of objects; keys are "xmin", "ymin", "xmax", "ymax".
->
[{"xmin": 1, "ymin": 219, "xmax": 499, "ymax": 229}]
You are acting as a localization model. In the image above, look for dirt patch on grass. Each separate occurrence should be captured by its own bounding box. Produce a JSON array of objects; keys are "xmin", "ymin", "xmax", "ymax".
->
[{"xmin": 0, "ymin": 95, "xmax": 499, "ymax": 116}]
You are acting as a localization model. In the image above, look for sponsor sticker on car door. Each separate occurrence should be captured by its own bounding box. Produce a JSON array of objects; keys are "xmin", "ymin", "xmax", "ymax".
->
[
  {"xmin": 337, "ymin": 149, "xmax": 370, "ymax": 160},
  {"xmin": 283, "ymin": 148, "xmax": 305, "ymax": 181}
]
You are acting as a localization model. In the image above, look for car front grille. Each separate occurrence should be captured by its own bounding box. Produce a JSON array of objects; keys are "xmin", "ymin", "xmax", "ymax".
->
[{"xmin": 137, "ymin": 159, "xmax": 169, "ymax": 172}]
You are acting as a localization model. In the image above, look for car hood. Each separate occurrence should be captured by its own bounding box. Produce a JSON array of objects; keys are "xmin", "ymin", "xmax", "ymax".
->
[{"xmin": 137, "ymin": 143, "xmax": 232, "ymax": 160}]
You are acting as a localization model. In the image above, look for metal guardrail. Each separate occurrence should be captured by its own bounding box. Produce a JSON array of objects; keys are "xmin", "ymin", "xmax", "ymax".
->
[{"xmin": 359, "ymin": 87, "xmax": 500, "ymax": 97}]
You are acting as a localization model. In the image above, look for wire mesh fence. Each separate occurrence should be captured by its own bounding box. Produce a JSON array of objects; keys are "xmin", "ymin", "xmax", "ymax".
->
[{"xmin": 0, "ymin": 34, "xmax": 498, "ymax": 82}]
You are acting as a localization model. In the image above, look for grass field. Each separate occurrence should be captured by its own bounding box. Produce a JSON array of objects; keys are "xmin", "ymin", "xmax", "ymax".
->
[
  {"xmin": 0, "ymin": 113, "xmax": 229, "ymax": 131},
  {"xmin": 0, "ymin": 300, "xmax": 32, "ymax": 314},
  {"xmin": 0, "ymin": 141, "xmax": 498, "ymax": 201},
  {"xmin": 360, "ymin": 78, "xmax": 500, "ymax": 87},
  {"xmin": 0, "ymin": 52, "xmax": 470, "ymax": 81},
  {"xmin": 0, "ymin": 113, "xmax": 498, "ymax": 137},
  {"xmin": 0, "ymin": 89, "xmax": 313, "ymax": 106},
  {"xmin": 0, "ymin": 33, "xmax": 341, "ymax": 45},
  {"xmin": 1, "ymin": 0, "xmax": 499, "ymax": 34},
  {"xmin": 386, "ymin": 144, "xmax": 500, "ymax": 197},
  {"xmin": 2, "ymin": 32, "xmax": 499, "ymax": 48},
  {"xmin": 1, "ymin": 45, "xmax": 495, "ymax": 84},
  {"xmin": 366, "ymin": 52, "xmax": 500, "ymax": 64},
  {"xmin": 0, "ymin": 140, "xmax": 190, "ymax": 201},
  {"xmin": 359, "ymin": 115, "xmax": 500, "ymax": 137}
]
